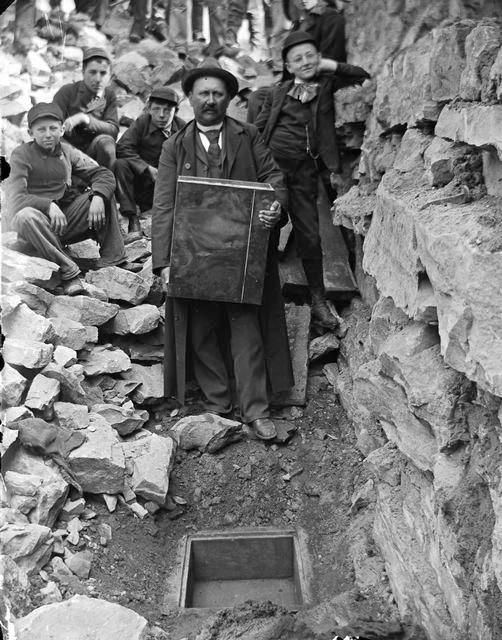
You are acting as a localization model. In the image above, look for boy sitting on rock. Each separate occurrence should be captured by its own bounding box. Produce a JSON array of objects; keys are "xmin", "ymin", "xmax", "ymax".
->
[{"xmin": 7, "ymin": 102, "xmax": 125, "ymax": 296}]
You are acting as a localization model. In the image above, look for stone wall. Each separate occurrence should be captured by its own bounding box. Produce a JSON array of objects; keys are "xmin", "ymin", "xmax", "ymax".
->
[{"xmin": 334, "ymin": 3, "xmax": 502, "ymax": 638}]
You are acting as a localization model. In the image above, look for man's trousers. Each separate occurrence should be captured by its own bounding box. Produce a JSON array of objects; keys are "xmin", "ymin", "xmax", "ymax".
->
[
  {"xmin": 12, "ymin": 193, "xmax": 126, "ymax": 280},
  {"xmin": 188, "ymin": 300, "xmax": 269, "ymax": 423},
  {"xmin": 114, "ymin": 159, "xmax": 155, "ymax": 217}
]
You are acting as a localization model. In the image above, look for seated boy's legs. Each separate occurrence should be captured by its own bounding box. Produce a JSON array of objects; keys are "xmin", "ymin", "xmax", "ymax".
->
[
  {"xmin": 114, "ymin": 158, "xmax": 155, "ymax": 218},
  {"xmin": 86, "ymin": 134, "xmax": 116, "ymax": 170}
]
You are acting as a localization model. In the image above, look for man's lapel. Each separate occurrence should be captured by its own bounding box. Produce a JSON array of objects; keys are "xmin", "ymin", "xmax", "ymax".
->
[
  {"xmin": 223, "ymin": 117, "xmax": 243, "ymax": 177},
  {"xmin": 180, "ymin": 121, "xmax": 199, "ymax": 174}
]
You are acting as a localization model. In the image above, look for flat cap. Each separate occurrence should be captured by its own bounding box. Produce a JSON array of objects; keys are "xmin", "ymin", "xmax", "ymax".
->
[
  {"xmin": 182, "ymin": 65, "xmax": 239, "ymax": 98},
  {"xmin": 282, "ymin": 31, "xmax": 317, "ymax": 60},
  {"xmin": 82, "ymin": 47, "xmax": 111, "ymax": 64},
  {"xmin": 28, "ymin": 102, "xmax": 64, "ymax": 128},
  {"xmin": 149, "ymin": 86, "xmax": 180, "ymax": 105}
]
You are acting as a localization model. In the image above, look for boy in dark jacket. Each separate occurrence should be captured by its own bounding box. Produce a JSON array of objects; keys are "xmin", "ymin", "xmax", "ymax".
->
[
  {"xmin": 7, "ymin": 103, "xmax": 125, "ymax": 295},
  {"xmin": 115, "ymin": 87, "xmax": 185, "ymax": 233}
]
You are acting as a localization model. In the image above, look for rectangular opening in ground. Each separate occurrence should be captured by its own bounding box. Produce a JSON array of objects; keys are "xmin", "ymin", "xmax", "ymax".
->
[{"xmin": 180, "ymin": 530, "xmax": 306, "ymax": 609}]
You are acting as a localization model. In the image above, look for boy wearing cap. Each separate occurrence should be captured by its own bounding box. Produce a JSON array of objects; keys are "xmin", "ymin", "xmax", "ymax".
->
[
  {"xmin": 255, "ymin": 31, "xmax": 369, "ymax": 330},
  {"xmin": 53, "ymin": 48, "xmax": 118, "ymax": 170},
  {"xmin": 7, "ymin": 103, "xmax": 125, "ymax": 295},
  {"xmin": 115, "ymin": 87, "xmax": 186, "ymax": 233}
]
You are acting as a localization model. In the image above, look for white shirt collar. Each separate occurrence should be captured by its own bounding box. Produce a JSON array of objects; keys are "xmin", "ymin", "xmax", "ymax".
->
[{"xmin": 197, "ymin": 121, "xmax": 224, "ymax": 132}]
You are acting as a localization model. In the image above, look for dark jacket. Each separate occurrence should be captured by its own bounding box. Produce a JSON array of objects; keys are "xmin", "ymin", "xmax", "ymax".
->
[
  {"xmin": 300, "ymin": 7, "xmax": 346, "ymax": 62},
  {"xmin": 255, "ymin": 63, "xmax": 369, "ymax": 173},
  {"xmin": 6, "ymin": 140, "xmax": 115, "ymax": 222},
  {"xmin": 53, "ymin": 81, "xmax": 119, "ymax": 152},
  {"xmin": 116, "ymin": 113, "xmax": 186, "ymax": 173},
  {"xmin": 151, "ymin": 116, "xmax": 293, "ymax": 402}
]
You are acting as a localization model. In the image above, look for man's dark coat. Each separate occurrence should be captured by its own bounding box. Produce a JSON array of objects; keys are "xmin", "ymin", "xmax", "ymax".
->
[
  {"xmin": 300, "ymin": 7, "xmax": 347, "ymax": 63},
  {"xmin": 151, "ymin": 116, "xmax": 294, "ymax": 403}
]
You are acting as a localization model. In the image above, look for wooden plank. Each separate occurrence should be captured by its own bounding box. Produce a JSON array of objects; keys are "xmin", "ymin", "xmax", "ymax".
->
[{"xmin": 271, "ymin": 303, "xmax": 310, "ymax": 407}]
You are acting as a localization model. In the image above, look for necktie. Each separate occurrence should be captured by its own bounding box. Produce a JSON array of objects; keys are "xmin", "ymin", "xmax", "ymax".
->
[
  {"xmin": 288, "ymin": 82, "xmax": 319, "ymax": 104},
  {"xmin": 203, "ymin": 129, "xmax": 222, "ymax": 176}
]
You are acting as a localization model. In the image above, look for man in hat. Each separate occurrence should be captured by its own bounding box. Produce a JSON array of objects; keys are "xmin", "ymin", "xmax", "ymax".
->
[
  {"xmin": 53, "ymin": 47, "xmax": 118, "ymax": 170},
  {"xmin": 298, "ymin": 0, "xmax": 348, "ymax": 63},
  {"xmin": 151, "ymin": 66, "xmax": 294, "ymax": 441},
  {"xmin": 115, "ymin": 87, "xmax": 186, "ymax": 233},
  {"xmin": 6, "ymin": 103, "xmax": 125, "ymax": 296},
  {"xmin": 255, "ymin": 31, "xmax": 369, "ymax": 330}
]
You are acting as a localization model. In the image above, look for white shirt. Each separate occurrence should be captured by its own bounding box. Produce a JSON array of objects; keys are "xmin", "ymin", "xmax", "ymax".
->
[{"xmin": 197, "ymin": 122, "xmax": 223, "ymax": 152}]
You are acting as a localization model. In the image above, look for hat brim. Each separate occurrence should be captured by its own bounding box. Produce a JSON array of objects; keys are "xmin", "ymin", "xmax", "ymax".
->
[
  {"xmin": 182, "ymin": 67, "xmax": 239, "ymax": 98},
  {"xmin": 28, "ymin": 113, "xmax": 63, "ymax": 128}
]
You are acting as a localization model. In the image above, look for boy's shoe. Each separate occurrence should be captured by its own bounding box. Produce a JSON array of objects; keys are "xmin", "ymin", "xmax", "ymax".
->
[{"xmin": 62, "ymin": 276, "xmax": 86, "ymax": 296}]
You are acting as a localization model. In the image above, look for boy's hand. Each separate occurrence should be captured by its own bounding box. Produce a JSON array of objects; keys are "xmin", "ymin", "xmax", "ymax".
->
[
  {"xmin": 258, "ymin": 200, "xmax": 281, "ymax": 229},
  {"xmin": 147, "ymin": 166, "xmax": 158, "ymax": 181},
  {"xmin": 88, "ymin": 195, "xmax": 106, "ymax": 230},
  {"xmin": 64, "ymin": 113, "xmax": 90, "ymax": 133},
  {"xmin": 48, "ymin": 202, "xmax": 67, "ymax": 235}
]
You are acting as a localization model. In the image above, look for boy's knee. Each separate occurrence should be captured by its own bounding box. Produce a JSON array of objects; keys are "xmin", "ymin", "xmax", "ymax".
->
[{"xmin": 14, "ymin": 207, "xmax": 45, "ymax": 233}]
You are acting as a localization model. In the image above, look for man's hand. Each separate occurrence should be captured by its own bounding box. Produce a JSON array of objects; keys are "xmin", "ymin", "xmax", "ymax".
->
[
  {"xmin": 258, "ymin": 200, "xmax": 281, "ymax": 229},
  {"xmin": 160, "ymin": 266, "xmax": 170, "ymax": 291},
  {"xmin": 48, "ymin": 202, "xmax": 67, "ymax": 236},
  {"xmin": 64, "ymin": 113, "xmax": 90, "ymax": 133},
  {"xmin": 88, "ymin": 195, "xmax": 106, "ymax": 231},
  {"xmin": 147, "ymin": 166, "xmax": 158, "ymax": 182}
]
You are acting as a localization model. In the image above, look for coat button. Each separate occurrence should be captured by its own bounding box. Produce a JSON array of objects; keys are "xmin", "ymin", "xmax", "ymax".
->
[{"xmin": 184, "ymin": 162, "xmax": 191, "ymax": 169}]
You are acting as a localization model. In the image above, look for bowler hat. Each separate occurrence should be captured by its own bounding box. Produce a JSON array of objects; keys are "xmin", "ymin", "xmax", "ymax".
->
[
  {"xmin": 28, "ymin": 102, "xmax": 64, "ymax": 128},
  {"xmin": 282, "ymin": 31, "xmax": 317, "ymax": 60},
  {"xmin": 149, "ymin": 86, "xmax": 180, "ymax": 105},
  {"xmin": 82, "ymin": 47, "xmax": 111, "ymax": 64},
  {"xmin": 182, "ymin": 65, "xmax": 239, "ymax": 98}
]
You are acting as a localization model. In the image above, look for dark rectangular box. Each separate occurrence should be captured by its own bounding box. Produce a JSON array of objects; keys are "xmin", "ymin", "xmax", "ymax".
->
[{"xmin": 168, "ymin": 176, "xmax": 274, "ymax": 305}]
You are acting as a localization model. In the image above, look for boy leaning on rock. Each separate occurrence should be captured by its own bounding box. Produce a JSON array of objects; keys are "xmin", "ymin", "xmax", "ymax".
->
[{"xmin": 6, "ymin": 102, "xmax": 125, "ymax": 296}]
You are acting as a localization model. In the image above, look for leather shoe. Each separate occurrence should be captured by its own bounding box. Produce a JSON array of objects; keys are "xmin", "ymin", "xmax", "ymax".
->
[
  {"xmin": 249, "ymin": 418, "xmax": 277, "ymax": 441},
  {"xmin": 311, "ymin": 293, "xmax": 339, "ymax": 331},
  {"xmin": 128, "ymin": 215, "xmax": 142, "ymax": 234}
]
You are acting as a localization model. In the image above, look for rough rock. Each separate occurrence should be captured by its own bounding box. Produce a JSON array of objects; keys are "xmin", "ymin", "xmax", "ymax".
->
[
  {"xmin": 25, "ymin": 375, "xmax": 60, "ymax": 412},
  {"xmin": 171, "ymin": 413, "xmax": 244, "ymax": 453},
  {"xmin": 2, "ymin": 299, "xmax": 55, "ymax": 343},
  {"xmin": 108, "ymin": 304, "xmax": 161, "ymax": 335},
  {"xmin": 3, "ymin": 338, "xmax": 54, "ymax": 369},
  {"xmin": 15, "ymin": 595, "xmax": 148, "ymax": 640},
  {"xmin": 50, "ymin": 316, "xmax": 98, "ymax": 350},
  {"xmin": 84, "ymin": 267, "xmax": 149, "ymax": 305},
  {"xmin": 0, "ymin": 72, "xmax": 31, "ymax": 117},
  {"xmin": 392, "ymin": 128, "xmax": 432, "ymax": 174},
  {"xmin": 54, "ymin": 402, "xmax": 90, "ymax": 430},
  {"xmin": 40, "ymin": 580, "xmax": 63, "ymax": 605},
  {"xmin": 429, "ymin": 20, "xmax": 474, "ymax": 102},
  {"xmin": 459, "ymin": 22, "xmax": 502, "ymax": 101},
  {"xmin": 332, "ymin": 186, "xmax": 375, "ymax": 235},
  {"xmin": 1, "ymin": 364, "xmax": 29, "ymax": 407},
  {"xmin": 121, "ymin": 363, "xmax": 164, "ymax": 404},
  {"xmin": 47, "ymin": 295, "xmax": 119, "ymax": 326},
  {"xmin": 92, "ymin": 403, "xmax": 149, "ymax": 436},
  {"xmin": 114, "ymin": 51, "xmax": 151, "ymax": 94},
  {"xmin": 122, "ymin": 431, "xmax": 176, "ymax": 503},
  {"xmin": 482, "ymin": 148, "xmax": 502, "ymax": 196},
  {"xmin": 1, "ymin": 248, "xmax": 59, "ymax": 287},
  {"xmin": 0, "ymin": 554, "xmax": 30, "ymax": 618},
  {"xmin": 80, "ymin": 345, "xmax": 131, "ymax": 376},
  {"xmin": 65, "ymin": 550, "xmax": 92, "ymax": 579},
  {"xmin": 26, "ymin": 50, "xmax": 52, "ymax": 88},
  {"xmin": 0, "ymin": 522, "xmax": 53, "ymax": 575},
  {"xmin": 423, "ymin": 137, "xmax": 462, "ymax": 187},
  {"xmin": 128, "ymin": 343, "xmax": 164, "ymax": 362},
  {"xmin": 124, "ymin": 238, "xmax": 151, "ymax": 263},
  {"xmin": 308, "ymin": 333, "xmax": 340, "ymax": 362},
  {"xmin": 68, "ymin": 414, "xmax": 126, "ymax": 494},
  {"xmin": 4, "ymin": 281, "xmax": 55, "ymax": 316},
  {"xmin": 42, "ymin": 363, "xmax": 87, "ymax": 405},
  {"xmin": 335, "ymin": 80, "xmax": 376, "ymax": 126},
  {"xmin": 53, "ymin": 345, "xmax": 78, "ymax": 368},
  {"xmin": 117, "ymin": 95, "xmax": 146, "ymax": 123},
  {"xmin": 488, "ymin": 45, "xmax": 502, "ymax": 101},
  {"xmin": 4, "ymin": 406, "xmax": 34, "ymax": 425}
]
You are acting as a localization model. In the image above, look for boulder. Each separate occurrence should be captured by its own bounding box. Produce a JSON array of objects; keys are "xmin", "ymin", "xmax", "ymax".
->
[
  {"xmin": 0, "ymin": 73, "xmax": 32, "ymax": 117},
  {"xmin": 3, "ymin": 338, "xmax": 53, "ymax": 369},
  {"xmin": 5, "ymin": 281, "xmax": 55, "ymax": 316},
  {"xmin": 68, "ymin": 414, "xmax": 126, "ymax": 494},
  {"xmin": 170, "ymin": 413, "xmax": 243, "ymax": 453},
  {"xmin": 113, "ymin": 51, "xmax": 151, "ymax": 94},
  {"xmin": 392, "ymin": 128, "xmax": 432, "ymax": 174},
  {"xmin": 25, "ymin": 374, "xmax": 60, "ymax": 412},
  {"xmin": 0, "ymin": 522, "xmax": 53, "ymax": 575},
  {"xmin": 53, "ymin": 402, "xmax": 90, "ymax": 430},
  {"xmin": 42, "ymin": 363, "xmax": 87, "ymax": 405},
  {"xmin": 65, "ymin": 550, "xmax": 92, "ymax": 579},
  {"xmin": 50, "ymin": 316, "xmax": 98, "ymax": 350},
  {"xmin": 0, "ymin": 554, "xmax": 30, "ymax": 618},
  {"xmin": 117, "ymin": 95, "xmax": 146, "ymax": 123},
  {"xmin": 108, "ymin": 304, "xmax": 161, "ymax": 335},
  {"xmin": 80, "ymin": 345, "xmax": 131, "ymax": 376},
  {"xmin": 47, "ymin": 295, "xmax": 119, "ymax": 326},
  {"xmin": 1, "ymin": 364, "xmax": 29, "ymax": 407},
  {"xmin": 14, "ymin": 595, "xmax": 148, "ymax": 640},
  {"xmin": 26, "ymin": 50, "xmax": 52, "ymax": 88},
  {"xmin": 124, "ymin": 238, "xmax": 151, "ymax": 263},
  {"xmin": 2, "ymin": 299, "xmax": 55, "ymax": 343},
  {"xmin": 92, "ymin": 403, "xmax": 149, "ymax": 436},
  {"xmin": 4, "ymin": 406, "xmax": 34, "ymax": 425},
  {"xmin": 1, "ymin": 248, "xmax": 59, "ymax": 287},
  {"xmin": 423, "ymin": 137, "xmax": 462, "ymax": 187},
  {"xmin": 122, "ymin": 431, "xmax": 176, "ymax": 503},
  {"xmin": 53, "ymin": 345, "xmax": 78, "ymax": 368},
  {"xmin": 459, "ymin": 22, "xmax": 502, "ymax": 101},
  {"xmin": 332, "ymin": 186, "xmax": 375, "ymax": 235},
  {"xmin": 335, "ymin": 80, "xmax": 376, "ymax": 126},
  {"xmin": 429, "ymin": 20, "xmax": 474, "ymax": 102},
  {"xmin": 309, "ymin": 333, "xmax": 340, "ymax": 362},
  {"xmin": 121, "ymin": 363, "xmax": 164, "ymax": 404},
  {"xmin": 84, "ymin": 267, "xmax": 149, "ymax": 304}
]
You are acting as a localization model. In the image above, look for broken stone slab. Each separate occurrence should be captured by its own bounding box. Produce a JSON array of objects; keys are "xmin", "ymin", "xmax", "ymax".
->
[
  {"xmin": 107, "ymin": 304, "xmax": 161, "ymax": 335},
  {"xmin": 92, "ymin": 403, "xmax": 149, "ymax": 436},
  {"xmin": 124, "ymin": 238, "xmax": 152, "ymax": 263},
  {"xmin": 84, "ymin": 267, "xmax": 149, "ymax": 305},
  {"xmin": 47, "ymin": 295, "xmax": 119, "ymax": 326},
  {"xmin": 323, "ymin": 362, "xmax": 339, "ymax": 388},
  {"xmin": 1, "ymin": 247, "xmax": 59, "ymax": 287},
  {"xmin": 42, "ymin": 363, "xmax": 87, "ymax": 405},
  {"xmin": 80, "ymin": 345, "xmax": 131, "ymax": 376},
  {"xmin": 423, "ymin": 137, "xmax": 463, "ymax": 187},
  {"xmin": 53, "ymin": 345, "xmax": 78, "ymax": 368},
  {"xmin": 40, "ymin": 580, "xmax": 63, "ymax": 605},
  {"xmin": 4, "ymin": 281, "xmax": 55, "ymax": 316},
  {"xmin": 65, "ymin": 550, "xmax": 92, "ymax": 579},
  {"xmin": 80, "ymin": 281, "xmax": 109, "ymax": 302},
  {"xmin": 332, "ymin": 186, "xmax": 375, "ymax": 235},
  {"xmin": 170, "ymin": 413, "xmax": 243, "ymax": 453},
  {"xmin": 309, "ymin": 333, "xmax": 340, "ymax": 362},
  {"xmin": 0, "ymin": 522, "xmax": 53, "ymax": 575},
  {"xmin": 429, "ymin": 20, "xmax": 475, "ymax": 102},
  {"xmin": 392, "ymin": 128, "xmax": 432, "ymax": 174},
  {"xmin": 3, "ymin": 338, "xmax": 54, "ymax": 370},
  {"xmin": 50, "ymin": 317, "xmax": 98, "ymax": 350},
  {"xmin": 62, "ymin": 498, "xmax": 86, "ymax": 518},
  {"xmin": 68, "ymin": 414, "xmax": 126, "ymax": 494},
  {"xmin": 2, "ymin": 299, "xmax": 55, "ymax": 343},
  {"xmin": 128, "ymin": 343, "xmax": 164, "ymax": 362},
  {"xmin": 4, "ymin": 406, "xmax": 34, "ymax": 425},
  {"xmin": 25, "ymin": 374, "xmax": 60, "ymax": 412},
  {"xmin": 114, "ymin": 51, "xmax": 152, "ymax": 94},
  {"xmin": 121, "ymin": 363, "xmax": 164, "ymax": 404},
  {"xmin": 1, "ymin": 364, "xmax": 29, "ymax": 407},
  {"xmin": 459, "ymin": 22, "xmax": 502, "ymax": 101},
  {"xmin": 121, "ymin": 430, "xmax": 176, "ymax": 503},
  {"xmin": 53, "ymin": 402, "xmax": 90, "ymax": 430}
]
